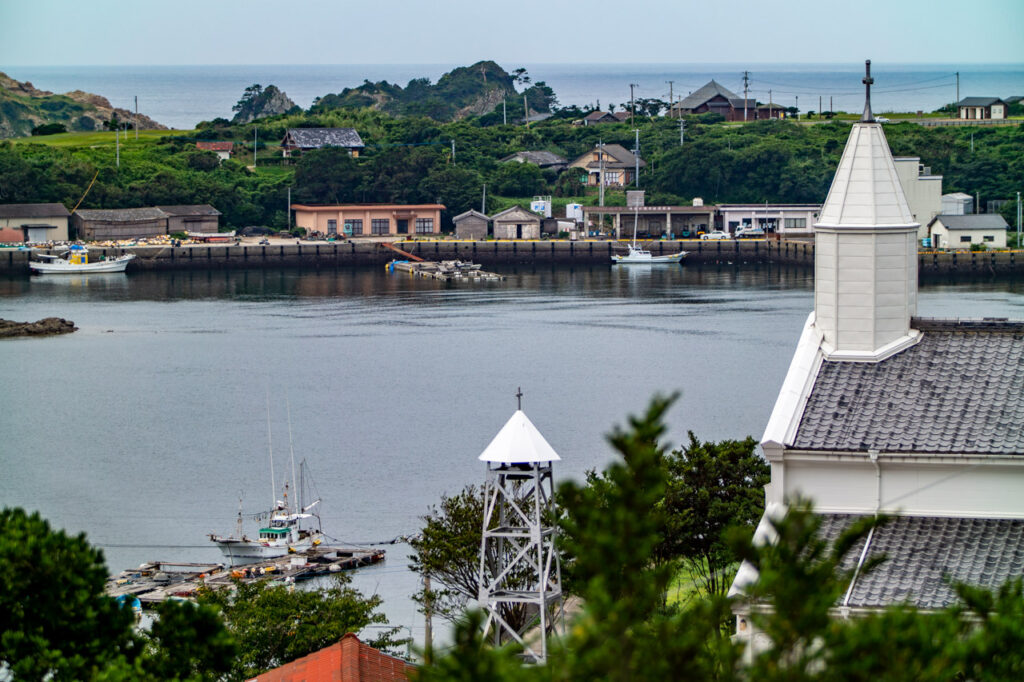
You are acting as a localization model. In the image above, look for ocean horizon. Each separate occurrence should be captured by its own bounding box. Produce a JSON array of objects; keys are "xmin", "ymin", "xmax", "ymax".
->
[{"xmin": 5, "ymin": 62, "xmax": 1023, "ymax": 130}]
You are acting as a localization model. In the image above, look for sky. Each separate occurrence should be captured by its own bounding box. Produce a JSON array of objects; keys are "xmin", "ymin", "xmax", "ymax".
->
[{"xmin": 1, "ymin": 0, "xmax": 1022, "ymax": 66}]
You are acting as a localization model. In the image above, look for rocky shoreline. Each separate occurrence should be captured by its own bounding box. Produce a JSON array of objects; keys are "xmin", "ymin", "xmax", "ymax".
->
[{"xmin": 0, "ymin": 317, "xmax": 77, "ymax": 338}]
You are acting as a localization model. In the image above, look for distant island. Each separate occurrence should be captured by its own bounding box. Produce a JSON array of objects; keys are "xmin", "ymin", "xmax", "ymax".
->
[{"xmin": 0, "ymin": 72, "xmax": 165, "ymax": 138}]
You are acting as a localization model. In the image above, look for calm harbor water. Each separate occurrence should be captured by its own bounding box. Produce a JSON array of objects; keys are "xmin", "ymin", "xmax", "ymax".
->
[{"xmin": 2, "ymin": 265, "xmax": 1023, "ymax": 643}]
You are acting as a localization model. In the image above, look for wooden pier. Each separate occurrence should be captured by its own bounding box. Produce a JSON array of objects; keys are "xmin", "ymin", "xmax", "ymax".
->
[{"xmin": 105, "ymin": 546, "xmax": 385, "ymax": 607}]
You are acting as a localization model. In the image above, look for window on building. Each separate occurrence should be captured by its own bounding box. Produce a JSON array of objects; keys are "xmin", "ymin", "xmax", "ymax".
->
[
  {"xmin": 327, "ymin": 219, "xmax": 337, "ymax": 236},
  {"xmin": 960, "ymin": 235, "xmax": 972, "ymax": 243},
  {"xmin": 345, "ymin": 219, "xmax": 363, "ymax": 236},
  {"xmin": 415, "ymin": 218, "xmax": 434, "ymax": 234},
  {"xmin": 983, "ymin": 235, "xmax": 995, "ymax": 242},
  {"xmin": 371, "ymin": 219, "xmax": 390, "ymax": 235},
  {"xmin": 784, "ymin": 218, "xmax": 807, "ymax": 229},
  {"xmin": 604, "ymin": 171, "xmax": 618, "ymax": 186},
  {"xmin": 593, "ymin": 152, "xmax": 601, "ymax": 162}
]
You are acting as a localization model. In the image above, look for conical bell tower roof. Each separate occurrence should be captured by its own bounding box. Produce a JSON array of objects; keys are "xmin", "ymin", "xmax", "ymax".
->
[{"xmin": 479, "ymin": 409, "xmax": 561, "ymax": 464}]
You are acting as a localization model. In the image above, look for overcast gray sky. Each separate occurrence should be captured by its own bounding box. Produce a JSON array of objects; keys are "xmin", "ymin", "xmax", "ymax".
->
[{"xmin": 2, "ymin": 0, "xmax": 1021, "ymax": 66}]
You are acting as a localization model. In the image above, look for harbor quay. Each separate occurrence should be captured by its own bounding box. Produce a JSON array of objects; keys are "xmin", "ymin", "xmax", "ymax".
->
[{"xmin": 4, "ymin": 238, "xmax": 1024, "ymax": 277}]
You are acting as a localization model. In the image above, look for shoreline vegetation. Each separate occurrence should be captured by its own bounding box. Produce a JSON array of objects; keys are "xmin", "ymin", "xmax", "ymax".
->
[{"xmin": 1, "ymin": 61, "xmax": 1021, "ymax": 235}]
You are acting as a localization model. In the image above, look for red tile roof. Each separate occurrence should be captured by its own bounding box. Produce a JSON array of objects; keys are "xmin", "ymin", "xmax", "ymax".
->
[
  {"xmin": 254, "ymin": 633, "xmax": 415, "ymax": 682},
  {"xmin": 197, "ymin": 141, "xmax": 234, "ymax": 152}
]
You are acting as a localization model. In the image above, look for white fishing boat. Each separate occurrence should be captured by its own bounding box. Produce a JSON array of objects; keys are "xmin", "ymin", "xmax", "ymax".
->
[
  {"xmin": 30, "ymin": 245, "xmax": 135, "ymax": 274},
  {"xmin": 210, "ymin": 400, "xmax": 325, "ymax": 566},
  {"xmin": 611, "ymin": 208, "xmax": 686, "ymax": 264}
]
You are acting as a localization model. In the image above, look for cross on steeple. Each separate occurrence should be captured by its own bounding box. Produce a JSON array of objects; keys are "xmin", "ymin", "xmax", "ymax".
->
[
  {"xmin": 861, "ymin": 59, "xmax": 875, "ymax": 123},
  {"xmin": 515, "ymin": 386, "xmax": 523, "ymax": 411}
]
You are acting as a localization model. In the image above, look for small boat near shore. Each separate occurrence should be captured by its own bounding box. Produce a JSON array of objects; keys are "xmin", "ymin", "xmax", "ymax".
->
[
  {"xmin": 611, "ymin": 244, "xmax": 687, "ymax": 264},
  {"xmin": 30, "ymin": 245, "xmax": 134, "ymax": 274}
]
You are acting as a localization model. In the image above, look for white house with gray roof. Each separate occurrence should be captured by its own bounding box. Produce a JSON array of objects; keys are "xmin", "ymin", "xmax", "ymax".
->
[
  {"xmin": 729, "ymin": 65, "xmax": 1024, "ymax": 658},
  {"xmin": 927, "ymin": 214, "xmax": 1009, "ymax": 249}
]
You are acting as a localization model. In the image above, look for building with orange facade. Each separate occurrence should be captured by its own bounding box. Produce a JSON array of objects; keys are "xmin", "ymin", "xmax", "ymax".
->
[{"xmin": 292, "ymin": 204, "xmax": 445, "ymax": 238}]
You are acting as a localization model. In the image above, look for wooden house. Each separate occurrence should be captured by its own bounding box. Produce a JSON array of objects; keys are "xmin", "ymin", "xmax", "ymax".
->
[
  {"xmin": 491, "ymin": 206, "xmax": 541, "ymax": 239},
  {"xmin": 452, "ymin": 210, "xmax": 489, "ymax": 240}
]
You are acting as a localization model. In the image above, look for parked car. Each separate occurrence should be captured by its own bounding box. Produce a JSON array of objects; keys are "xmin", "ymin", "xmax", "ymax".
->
[
  {"xmin": 701, "ymin": 231, "xmax": 730, "ymax": 241},
  {"xmin": 875, "ymin": 116, "xmax": 891, "ymax": 123},
  {"xmin": 735, "ymin": 227, "xmax": 766, "ymax": 239}
]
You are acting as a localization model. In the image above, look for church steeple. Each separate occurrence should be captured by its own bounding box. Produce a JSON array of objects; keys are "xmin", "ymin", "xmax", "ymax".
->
[{"xmin": 813, "ymin": 61, "xmax": 921, "ymax": 361}]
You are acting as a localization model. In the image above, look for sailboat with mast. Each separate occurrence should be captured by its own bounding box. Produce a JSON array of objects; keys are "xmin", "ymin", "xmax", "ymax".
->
[
  {"xmin": 611, "ymin": 207, "xmax": 687, "ymax": 264},
  {"xmin": 209, "ymin": 398, "xmax": 324, "ymax": 566}
]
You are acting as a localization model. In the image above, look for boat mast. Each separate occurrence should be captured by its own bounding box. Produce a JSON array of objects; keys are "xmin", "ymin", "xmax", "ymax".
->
[
  {"xmin": 266, "ymin": 389, "xmax": 276, "ymax": 507},
  {"xmin": 286, "ymin": 393, "xmax": 298, "ymax": 515}
]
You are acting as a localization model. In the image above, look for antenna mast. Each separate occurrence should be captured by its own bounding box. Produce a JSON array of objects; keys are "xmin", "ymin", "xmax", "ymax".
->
[
  {"xmin": 742, "ymin": 70, "xmax": 750, "ymax": 121},
  {"xmin": 286, "ymin": 391, "xmax": 298, "ymax": 514}
]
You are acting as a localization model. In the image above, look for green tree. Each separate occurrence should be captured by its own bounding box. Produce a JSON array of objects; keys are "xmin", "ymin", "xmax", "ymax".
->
[
  {"xmin": 663, "ymin": 432, "xmax": 769, "ymax": 600},
  {"xmin": 408, "ymin": 485, "xmax": 533, "ymax": 637},
  {"xmin": 293, "ymin": 147, "xmax": 364, "ymax": 204},
  {"xmin": 142, "ymin": 599, "xmax": 236, "ymax": 681},
  {"xmin": 0, "ymin": 507, "xmax": 138, "ymax": 681},
  {"xmin": 196, "ymin": 575, "xmax": 398, "ymax": 680}
]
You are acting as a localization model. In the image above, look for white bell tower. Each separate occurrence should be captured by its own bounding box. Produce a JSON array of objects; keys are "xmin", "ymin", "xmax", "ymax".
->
[
  {"xmin": 476, "ymin": 390, "xmax": 563, "ymax": 663},
  {"xmin": 813, "ymin": 60, "xmax": 921, "ymax": 361}
]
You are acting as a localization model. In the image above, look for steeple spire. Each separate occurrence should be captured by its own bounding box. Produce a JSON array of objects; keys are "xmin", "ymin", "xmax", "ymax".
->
[{"xmin": 861, "ymin": 59, "xmax": 875, "ymax": 123}]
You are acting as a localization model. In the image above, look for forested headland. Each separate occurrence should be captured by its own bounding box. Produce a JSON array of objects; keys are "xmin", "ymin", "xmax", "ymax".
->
[{"xmin": 1, "ymin": 61, "xmax": 1021, "ymax": 232}]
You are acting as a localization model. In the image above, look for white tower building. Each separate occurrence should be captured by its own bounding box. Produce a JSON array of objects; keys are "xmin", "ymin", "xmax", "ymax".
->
[
  {"xmin": 813, "ymin": 60, "xmax": 921, "ymax": 361},
  {"xmin": 476, "ymin": 396, "xmax": 563, "ymax": 663}
]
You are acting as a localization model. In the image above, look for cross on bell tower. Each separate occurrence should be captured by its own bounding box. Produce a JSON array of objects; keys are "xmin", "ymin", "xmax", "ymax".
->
[{"xmin": 861, "ymin": 59, "xmax": 875, "ymax": 122}]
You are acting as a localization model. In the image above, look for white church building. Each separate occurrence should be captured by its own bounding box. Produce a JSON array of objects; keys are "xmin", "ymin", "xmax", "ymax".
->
[{"xmin": 729, "ymin": 62, "xmax": 1024, "ymax": 653}]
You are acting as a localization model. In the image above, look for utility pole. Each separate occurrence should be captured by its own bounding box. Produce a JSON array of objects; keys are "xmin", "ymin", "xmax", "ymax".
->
[
  {"xmin": 502, "ymin": 98, "xmax": 506, "ymax": 125},
  {"xmin": 795, "ymin": 95, "xmax": 799, "ymax": 121},
  {"xmin": 956, "ymin": 71, "xmax": 960, "ymax": 104},
  {"xmin": 629, "ymin": 83, "xmax": 638, "ymax": 126},
  {"xmin": 287, "ymin": 187, "xmax": 291, "ymax": 229},
  {"xmin": 254, "ymin": 127, "xmax": 258, "ymax": 169},
  {"xmin": 523, "ymin": 94, "xmax": 528, "ymax": 126},
  {"xmin": 115, "ymin": 125, "xmax": 119, "ymax": 168},
  {"xmin": 666, "ymin": 80, "xmax": 674, "ymax": 118},
  {"xmin": 769, "ymin": 89, "xmax": 773, "ymax": 118},
  {"xmin": 742, "ymin": 71, "xmax": 750, "ymax": 121},
  {"xmin": 679, "ymin": 119, "xmax": 686, "ymax": 146},
  {"xmin": 1017, "ymin": 191, "xmax": 1021, "ymax": 248},
  {"xmin": 134, "ymin": 95, "xmax": 138, "ymax": 141},
  {"xmin": 598, "ymin": 140, "xmax": 605, "ymax": 208},
  {"xmin": 482, "ymin": 184, "xmax": 487, "ymax": 214},
  {"xmin": 975, "ymin": 191, "xmax": 980, "ymax": 215},
  {"xmin": 819, "ymin": 95, "xmax": 822, "ymax": 119},
  {"xmin": 451, "ymin": 139, "xmax": 455, "ymax": 165},
  {"xmin": 633, "ymin": 128, "xmax": 640, "ymax": 188},
  {"xmin": 830, "ymin": 96, "xmax": 833, "ymax": 117}
]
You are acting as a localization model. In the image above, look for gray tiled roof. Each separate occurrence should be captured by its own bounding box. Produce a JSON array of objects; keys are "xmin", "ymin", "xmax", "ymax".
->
[
  {"xmin": 676, "ymin": 80, "xmax": 740, "ymax": 110},
  {"xmin": 0, "ymin": 203, "xmax": 70, "ymax": 218},
  {"xmin": 500, "ymin": 151, "xmax": 567, "ymax": 167},
  {"xmin": 818, "ymin": 514, "xmax": 1024, "ymax": 609},
  {"xmin": 283, "ymin": 128, "xmax": 364, "ymax": 149},
  {"xmin": 794, "ymin": 318, "xmax": 1024, "ymax": 454},
  {"xmin": 957, "ymin": 97, "xmax": 1005, "ymax": 107},
  {"xmin": 75, "ymin": 208, "xmax": 169, "ymax": 222},
  {"xmin": 157, "ymin": 205, "xmax": 222, "ymax": 216},
  {"xmin": 931, "ymin": 214, "xmax": 1009, "ymax": 230}
]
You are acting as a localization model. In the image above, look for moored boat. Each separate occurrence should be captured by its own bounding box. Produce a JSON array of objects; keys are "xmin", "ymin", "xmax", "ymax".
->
[
  {"xmin": 612, "ymin": 244, "xmax": 687, "ymax": 264},
  {"xmin": 30, "ymin": 245, "xmax": 135, "ymax": 274}
]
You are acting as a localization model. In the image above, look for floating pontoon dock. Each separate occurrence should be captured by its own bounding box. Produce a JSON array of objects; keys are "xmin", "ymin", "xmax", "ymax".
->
[{"xmin": 105, "ymin": 546, "xmax": 384, "ymax": 607}]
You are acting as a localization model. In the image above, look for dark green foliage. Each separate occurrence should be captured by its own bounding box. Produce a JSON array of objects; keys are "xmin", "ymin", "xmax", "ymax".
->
[
  {"xmin": 490, "ymin": 161, "xmax": 547, "ymax": 197},
  {"xmin": 0, "ymin": 508, "xmax": 137, "ymax": 681},
  {"xmin": 195, "ymin": 575, "xmax": 398, "ymax": 680},
  {"xmin": 663, "ymin": 432, "xmax": 769, "ymax": 598},
  {"xmin": 312, "ymin": 61, "xmax": 518, "ymax": 122},
  {"xmin": 31, "ymin": 122, "xmax": 66, "ymax": 136},
  {"xmin": 143, "ymin": 600, "xmax": 236, "ymax": 681}
]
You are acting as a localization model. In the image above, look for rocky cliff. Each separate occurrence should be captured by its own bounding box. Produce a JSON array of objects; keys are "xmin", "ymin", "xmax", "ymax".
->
[
  {"xmin": 230, "ymin": 85, "xmax": 298, "ymax": 124},
  {"xmin": 0, "ymin": 72, "xmax": 166, "ymax": 138}
]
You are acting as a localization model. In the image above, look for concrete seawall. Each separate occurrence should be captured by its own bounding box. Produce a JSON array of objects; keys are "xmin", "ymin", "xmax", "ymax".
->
[{"xmin": 3, "ymin": 239, "xmax": 1023, "ymax": 278}]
